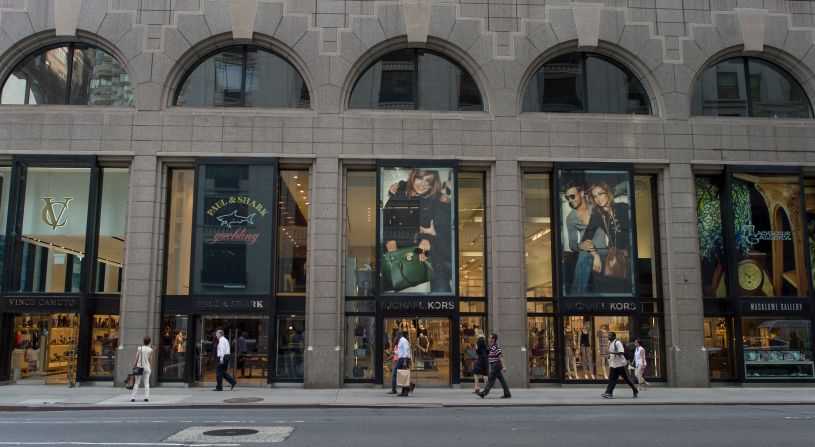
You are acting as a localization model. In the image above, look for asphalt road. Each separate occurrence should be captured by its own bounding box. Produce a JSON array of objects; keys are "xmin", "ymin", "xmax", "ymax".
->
[{"xmin": 0, "ymin": 405, "xmax": 813, "ymax": 446}]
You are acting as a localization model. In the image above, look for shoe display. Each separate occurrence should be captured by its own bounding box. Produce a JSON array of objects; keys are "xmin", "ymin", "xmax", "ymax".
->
[{"xmin": 601, "ymin": 393, "xmax": 613, "ymax": 399}]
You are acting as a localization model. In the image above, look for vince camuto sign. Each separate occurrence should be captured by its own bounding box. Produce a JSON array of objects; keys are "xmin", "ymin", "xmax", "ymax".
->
[{"xmin": 5, "ymin": 297, "xmax": 79, "ymax": 309}]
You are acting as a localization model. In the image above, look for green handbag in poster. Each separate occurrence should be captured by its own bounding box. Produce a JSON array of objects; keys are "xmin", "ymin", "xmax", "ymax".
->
[{"xmin": 380, "ymin": 247, "xmax": 435, "ymax": 292}]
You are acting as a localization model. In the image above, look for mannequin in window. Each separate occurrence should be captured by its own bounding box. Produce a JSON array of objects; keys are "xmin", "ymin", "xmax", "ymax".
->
[
  {"xmin": 564, "ymin": 323, "xmax": 578, "ymax": 379},
  {"xmin": 597, "ymin": 324, "xmax": 609, "ymax": 379},
  {"xmin": 580, "ymin": 318, "xmax": 595, "ymax": 379}
]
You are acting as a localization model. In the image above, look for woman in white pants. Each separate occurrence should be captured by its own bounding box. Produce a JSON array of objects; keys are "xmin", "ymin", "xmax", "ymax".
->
[
  {"xmin": 633, "ymin": 339, "xmax": 649, "ymax": 391},
  {"xmin": 131, "ymin": 336, "xmax": 154, "ymax": 402}
]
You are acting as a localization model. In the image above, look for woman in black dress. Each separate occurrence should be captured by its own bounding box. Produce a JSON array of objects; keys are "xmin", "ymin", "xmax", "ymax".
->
[{"xmin": 472, "ymin": 329, "xmax": 489, "ymax": 393}]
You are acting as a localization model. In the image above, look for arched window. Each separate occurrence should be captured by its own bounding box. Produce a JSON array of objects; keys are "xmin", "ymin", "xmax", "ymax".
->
[
  {"xmin": 522, "ymin": 53, "xmax": 650, "ymax": 114},
  {"xmin": 1, "ymin": 43, "xmax": 133, "ymax": 106},
  {"xmin": 349, "ymin": 49, "xmax": 483, "ymax": 111},
  {"xmin": 175, "ymin": 45, "xmax": 310, "ymax": 108},
  {"xmin": 691, "ymin": 57, "xmax": 811, "ymax": 118}
]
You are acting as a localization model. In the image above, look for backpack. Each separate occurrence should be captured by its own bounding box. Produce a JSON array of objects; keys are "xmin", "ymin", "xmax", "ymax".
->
[{"xmin": 613, "ymin": 339, "xmax": 631, "ymax": 361}]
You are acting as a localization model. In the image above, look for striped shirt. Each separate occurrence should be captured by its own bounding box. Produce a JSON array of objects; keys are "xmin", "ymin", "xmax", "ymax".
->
[{"xmin": 488, "ymin": 343, "xmax": 503, "ymax": 363}]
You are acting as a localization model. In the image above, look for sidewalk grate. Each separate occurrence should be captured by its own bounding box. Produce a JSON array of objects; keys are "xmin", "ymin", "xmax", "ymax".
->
[
  {"xmin": 204, "ymin": 429, "xmax": 259, "ymax": 437},
  {"xmin": 223, "ymin": 397, "xmax": 264, "ymax": 403}
]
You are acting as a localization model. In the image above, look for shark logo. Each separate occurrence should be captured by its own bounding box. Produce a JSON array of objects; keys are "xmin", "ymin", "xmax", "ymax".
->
[{"xmin": 216, "ymin": 210, "xmax": 256, "ymax": 229}]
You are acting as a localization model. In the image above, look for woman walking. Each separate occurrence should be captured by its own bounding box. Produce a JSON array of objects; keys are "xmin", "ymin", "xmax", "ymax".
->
[
  {"xmin": 131, "ymin": 336, "xmax": 154, "ymax": 402},
  {"xmin": 472, "ymin": 329, "xmax": 488, "ymax": 394},
  {"xmin": 633, "ymin": 339, "xmax": 649, "ymax": 391}
]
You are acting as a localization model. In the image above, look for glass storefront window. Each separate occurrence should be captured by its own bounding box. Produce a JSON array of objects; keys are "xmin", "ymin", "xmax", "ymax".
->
[
  {"xmin": 11, "ymin": 313, "xmax": 79, "ymax": 384},
  {"xmin": 277, "ymin": 170, "xmax": 309, "ymax": 295},
  {"xmin": 704, "ymin": 317, "xmax": 735, "ymax": 380},
  {"xmin": 196, "ymin": 316, "xmax": 269, "ymax": 384},
  {"xmin": 164, "ymin": 169, "xmax": 193, "ymax": 295},
  {"xmin": 460, "ymin": 300, "xmax": 486, "ymax": 313},
  {"xmin": 95, "ymin": 168, "xmax": 128, "ymax": 293},
  {"xmin": 16, "ymin": 167, "xmax": 91, "ymax": 292},
  {"xmin": 696, "ymin": 176, "xmax": 728, "ymax": 298},
  {"xmin": 635, "ymin": 176, "xmax": 658, "ymax": 298},
  {"xmin": 89, "ymin": 314, "xmax": 119, "ymax": 377},
  {"xmin": 523, "ymin": 173, "xmax": 553, "ymax": 297},
  {"xmin": 459, "ymin": 173, "xmax": 485, "ymax": 297},
  {"xmin": 275, "ymin": 316, "xmax": 305, "ymax": 379},
  {"xmin": 564, "ymin": 315, "xmax": 630, "ymax": 380},
  {"xmin": 526, "ymin": 301, "xmax": 554, "ymax": 313},
  {"xmin": 804, "ymin": 179, "xmax": 815, "ymax": 289},
  {"xmin": 742, "ymin": 317, "xmax": 813, "ymax": 379},
  {"xmin": 0, "ymin": 166, "xmax": 11, "ymax": 290},
  {"xmin": 528, "ymin": 316, "xmax": 555, "ymax": 379},
  {"xmin": 460, "ymin": 315, "xmax": 484, "ymax": 380},
  {"xmin": 345, "ymin": 171, "xmax": 376, "ymax": 297},
  {"xmin": 345, "ymin": 316, "xmax": 375, "ymax": 380},
  {"xmin": 158, "ymin": 315, "xmax": 188, "ymax": 380},
  {"xmin": 636, "ymin": 316, "xmax": 662, "ymax": 380}
]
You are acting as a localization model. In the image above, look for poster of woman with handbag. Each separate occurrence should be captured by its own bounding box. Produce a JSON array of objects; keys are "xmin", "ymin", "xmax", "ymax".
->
[
  {"xmin": 380, "ymin": 167, "xmax": 455, "ymax": 295},
  {"xmin": 559, "ymin": 169, "xmax": 635, "ymax": 296}
]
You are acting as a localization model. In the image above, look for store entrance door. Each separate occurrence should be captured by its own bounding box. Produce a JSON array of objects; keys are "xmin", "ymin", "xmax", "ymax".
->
[
  {"xmin": 9, "ymin": 313, "xmax": 79, "ymax": 385},
  {"xmin": 195, "ymin": 316, "xmax": 269, "ymax": 386},
  {"xmin": 384, "ymin": 317, "xmax": 451, "ymax": 387}
]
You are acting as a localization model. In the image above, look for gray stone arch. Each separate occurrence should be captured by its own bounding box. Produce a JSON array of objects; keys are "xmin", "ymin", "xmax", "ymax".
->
[
  {"xmin": 162, "ymin": 32, "xmax": 317, "ymax": 110},
  {"xmin": 340, "ymin": 36, "xmax": 493, "ymax": 114},
  {"xmin": 516, "ymin": 40, "xmax": 663, "ymax": 118},
  {"xmin": 687, "ymin": 45, "xmax": 815, "ymax": 118},
  {"xmin": 0, "ymin": 29, "xmax": 136, "ymax": 106}
]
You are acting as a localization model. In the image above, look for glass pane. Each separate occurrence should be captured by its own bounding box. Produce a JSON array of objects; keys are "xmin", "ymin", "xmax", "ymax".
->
[
  {"xmin": 742, "ymin": 317, "xmax": 813, "ymax": 379},
  {"xmin": 345, "ymin": 316, "xmax": 375, "ymax": 380},
  {"xmin": 345, "ymin": 299, "xmax": 376, "ymax": 313},
  {"xmin": 0, "ymin": 167, "xmax": 11, "ymax": 291},
  {"xmin": 345, "ymin": 171, "xmax": 376, "ymax": 297},
  {"xmin": 277, "ymin": 170, "xmax": 309, "ymax": 295},
  {"xmin": 1, "ymin": 47, "xmax": 69, "ymax": 105},
  {"xmin": 528, "ymin": 316, "xmax": 555, "ymax": 379},
  {"xmin": 635, "ymin": 176, "xmax": 658, "ymax": 298},
  {"xmin": 748, "ymin": 59, "xmax": 811, "ymax": 118},
  {"xmin": 244, "ymin": 48, "xmax": 310, "ymax": 108},
  {"xmin": 69, "ymin": 46, "xmax": 133, "ymax": 106},
  {"xmin": 536, "ymin": 53, "xmax": 585, "ymax": 113},
  {"xmin": 158, "ymin": 315, "xmax": 188, "ymax": 380},
  {"xmin": 459, "ymin": 173, "xmax": 485, "ymax": 297},
  {"xmin": 806, "ymin": 179, "xmax": 815, "ymax": 290},
  {"xmin": 95, "ymin": 168, "xmax": 128, "ymax": 293},
  {"xmin": 460, "ymin": 315, "xmax": 484, "ymax": 380},
  {"xmin": 526, "ymin": 301, "xmax": 553, "ymax": 313},
  {"xmin": 89, "ymin": 314, "xmax": 119, "ymax": 377},
  {"xmin": 275, "ymin": 316, "xmax": 304, "ymax": 379},
  {"xmin": 635, "ymin": 316, "xmax": 662, "ymax": 380},
  {"xmin": 164, "ymin": 169, "xmax": 193, "ymax": 295},
  {"xmin": 350, "ymin": 49, "xmax": 415, "ymax": 110},
  {"xmin": 17, "ymin": 168, "xmax": 91, "ymax": 292},
  {"xmin": 418, "ymin": 52, "xmax": 482, "ymax": 111},
  {"xmin": 11, "ymin": 314, "xmax": 77, "ymax": 383},
  {"xmin": 696, "ymin": 176, "xmax": 729, "ymax": 298},
  {"xmin": 704, "ymin": 317, "xmax": 735, "ymax": 380},
  {"xmin": 460, "ymin": 300, "xmax": 486, "ymax": 312},
  {"xmin": 691, "ymin": 58, "xmax": 748, "ymax": 117},
  {"xmin": 384, "ymin": 318, "xmax": 451, "ymax": 386},
  {"xmin": 523, "ymin": 173, "xmax": 553, "ymax": 297},
  {"xmin": 197, "ymin": 317, "xmax": 269, "ymax": 384},
  {"xmin": 565, "ymin": 315, "xmax": 630, "ymax": 380},
  {"xmin": 731, "ymin": 173, "xmax": 806, "ymax": 297},
  {"xmin": 586, "ymin": 56, "xmax": 649, "ymax": 114},
  {"xmin": 558, "ymin": 170, "xmax": 635, "ymax": 297},
  {"xmin": 176, "ymin": 48, "xmax": 244, "ymax": 107},
  {"xmin": 380, "ymin": 167, "xmax": 455, "ymax": 295}
]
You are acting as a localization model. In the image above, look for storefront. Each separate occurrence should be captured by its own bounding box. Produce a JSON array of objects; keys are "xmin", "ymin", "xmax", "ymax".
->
[
  {"xmin": 697, "ymin": 167, "xmax": 815, "ymax": 382},
  {"xmin": 158, "ymin": 159, "xmax": 308, "ymax": 385},
  {"xmin": 0, "ymin": 156, "xmax": 128, "ymax": 384}
]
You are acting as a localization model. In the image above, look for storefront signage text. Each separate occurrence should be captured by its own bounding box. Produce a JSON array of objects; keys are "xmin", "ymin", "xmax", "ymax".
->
[
  {"xmin": 206, "ymin": 196, "xmax": 269, "ymax": 218},
  {"xmin": 380, "ymin": 299, "xmax": 456, "ymax": 312},
  {"xmin": 206, "ymin": 195, "xmax": 267, "ymax": 245},
  {"xmin": 193, "ymin": 299, "xmax": 265, "ymax": 311},
  {"xmin": 5, "ymin": 297, "xmax": 79, "ymax": 309},
  {"xmin": 41, "ymin": 197, "xmax": 73, "ymax": 230},
  {"xmin": 563, "ymin": 299, "xmax": 638, "ymax": 312},
  {"xmin": 740, "ymin": 300, "xmax": 809, "ymax": 315},
  {"xmin": 742, "ymin": 225, "xmax": 791, "ymax": 244}
]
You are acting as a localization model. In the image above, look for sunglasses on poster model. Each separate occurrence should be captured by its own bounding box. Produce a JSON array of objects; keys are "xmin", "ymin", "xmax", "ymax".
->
[{"xmin": 565, "ymin": 194, "xmax": 578, "ymax": 200}]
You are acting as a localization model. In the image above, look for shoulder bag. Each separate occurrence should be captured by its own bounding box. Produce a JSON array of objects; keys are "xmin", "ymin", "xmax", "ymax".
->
[
  {"xmin": 380, "ymin": 246, "xmax": 435, "ymax": 291},
  {"xmin": 132, "ymin": 347, "xmax": 144, "ymax": 376},
  {"xmin": 601, "ymin": 214, "xmax": 630, "ymax": 280}
]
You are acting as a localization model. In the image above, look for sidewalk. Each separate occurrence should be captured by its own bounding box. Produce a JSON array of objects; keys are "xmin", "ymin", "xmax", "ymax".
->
[{"xmin": 1, "ymin": 384, "xmax": 814, "ymax": 410}]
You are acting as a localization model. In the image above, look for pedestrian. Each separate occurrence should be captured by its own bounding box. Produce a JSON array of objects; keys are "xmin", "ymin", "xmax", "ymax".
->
[
  {"xmin": 214, "ymin": 329, "xmax": 237, "ymax": 391},
  {"xmin": 389, "ymin": 331, "xmax": 415, "ymax": 396},
  {"xmin": 130, "ymin": 336, "xmax": 153, "ymax": 402},
  {"xmin": 472, "ymin": 328, "xmax": 488, "ymax": 394},
  {"xmin": 602, "ymin": 331, "xmax": 638, "ymax": 399},
  {"xmin": 477, "ymin": 333, "xmax": 511, "ymax": 399},
  {"xmin": 633, "ymin": 339, "xmax": 649, "ymax": 391}
]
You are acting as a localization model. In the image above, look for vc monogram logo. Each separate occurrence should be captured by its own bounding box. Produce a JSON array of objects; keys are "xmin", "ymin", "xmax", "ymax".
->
[{"xmin": 41, "ymin": 197, "xmax": 73, "ymax": 230}]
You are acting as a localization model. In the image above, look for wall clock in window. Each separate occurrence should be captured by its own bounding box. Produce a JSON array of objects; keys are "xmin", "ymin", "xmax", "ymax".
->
[{"xmin": 737, "ymin": 251, "xmax": 769, "ymax": 296}]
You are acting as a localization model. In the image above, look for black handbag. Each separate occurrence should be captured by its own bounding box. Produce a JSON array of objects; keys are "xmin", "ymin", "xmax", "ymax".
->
[
  {"xmin": 380, "ymin": 246, "xmax": 435, "ymax": 292},
  {"xmin": 132, "ymin": 347, "xmax": 144, "ymax": 375}
]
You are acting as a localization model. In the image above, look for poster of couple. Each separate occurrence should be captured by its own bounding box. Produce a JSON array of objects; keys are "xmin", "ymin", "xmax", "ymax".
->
[
  {"xmin": 379, "ymin": 166, "xmax": 456, "ymax": 296},
  {"xmin": 557, "ymin": 169, "xmax": 636, "ymax": 297}
]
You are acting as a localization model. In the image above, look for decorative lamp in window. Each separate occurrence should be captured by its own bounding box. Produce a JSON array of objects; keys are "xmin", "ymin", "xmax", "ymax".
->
[
  {"xmin": 175, "ymin": 45, "xmax": 310, "ymax": 108},
  {"xmin": 349, "ymin": 49, "xmax": 483, "ymax": 111},
  {"xmin": 522, "ymin": 53, "xmax": 651, "ymax": 114},
  {"xmin": 1, "ymin": 43, "xmax": 133, "ymax": 106},
  {"xmin": 691, "ymin": 57, "xmax": 812, "ymax": 118}
]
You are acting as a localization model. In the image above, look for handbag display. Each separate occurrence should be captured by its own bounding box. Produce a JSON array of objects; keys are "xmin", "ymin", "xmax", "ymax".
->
[
  {"xmin": 380, "ymin": 246, "xmax": 435, "ymax": 292},
  {"xmin": 396, "ymin": 368, "xmax": 411, "ymax": 387},
  {"xmin": 601, "ymin": 215, "xmax": 630, "ymax": 280}
]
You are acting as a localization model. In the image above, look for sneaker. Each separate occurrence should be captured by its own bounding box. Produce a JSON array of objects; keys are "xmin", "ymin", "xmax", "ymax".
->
[
  {"xmin": 601, "ymin": 393, "xmax": 614, "ymax": 399},
  {"xmin": 477, "ymin": 392, "xmax": 486, "ymax": 399},
  {"xmin": 501, "ymin": 394, "xmax": 512, "ymax": 399}
]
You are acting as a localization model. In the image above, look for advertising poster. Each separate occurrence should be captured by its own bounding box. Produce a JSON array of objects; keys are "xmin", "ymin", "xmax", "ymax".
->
[
  {"xmin": 731, "ymin": 173, "xmax": 806, "ymax": 297},
  {"xmin": 557, "ymin": 169, "xmax": 635, "ymax": 297},
  {"xmin": 379, "ymin": 166, "xmax": 455, "ymax": 295}
]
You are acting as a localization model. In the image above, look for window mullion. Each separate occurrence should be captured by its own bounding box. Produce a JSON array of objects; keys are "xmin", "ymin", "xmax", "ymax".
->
[
  {"xmin": 240, "ymin": 46, "xmax": 248, "ymax": 107},
  {"xmin": 582, "ymin": 54, "xmax": 589, "ymax": 113},
  {"xmin": 65, "ymin": 44, "xmax": 75, "ymax": 105},
  {"xmin": 414, "ymin": 50, "xmax": 420, "ymax": 110},
  {"xmin": 743, "ymin": 57, "xmax": 754, "ymax": 117}
]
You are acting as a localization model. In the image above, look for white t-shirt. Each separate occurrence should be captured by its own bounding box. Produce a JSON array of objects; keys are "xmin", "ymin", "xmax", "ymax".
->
[
  {"xmin": 137, "ymin": 346, "xmax": 153, "ymax": 372},
  {"xmin": 608, "ymin": 339, "xmax": 628, "ymax": 368},
  {"xmin": 634, "ymin": 346, "xmax": 646, "ymax": 367}
]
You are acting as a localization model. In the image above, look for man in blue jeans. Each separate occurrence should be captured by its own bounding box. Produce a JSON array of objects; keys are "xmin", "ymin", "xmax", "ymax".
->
[{"xmin": 389, "ymin": 331, "xmax": 414, "ymax": 396}]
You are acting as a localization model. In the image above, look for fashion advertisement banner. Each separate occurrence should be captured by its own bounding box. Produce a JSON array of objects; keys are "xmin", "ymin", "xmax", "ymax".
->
[
  {"xmin": 730, "ymin": 173, "xmax": 807, "ymax": 297},
  {"xmin": 379, "ymin": 166, "xmax": 455, "ymax": 295},
  {"xmin": 557, "ymin": 169, "xmax": 635, "ymax": 297}
]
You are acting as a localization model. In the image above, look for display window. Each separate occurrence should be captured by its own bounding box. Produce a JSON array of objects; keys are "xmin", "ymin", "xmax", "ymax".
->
[
  {"xmin": 346, "ymin": 315, "xmax": 375, "ymax": 380},
  {"xmin": 459, "ymin": 315, "xmax": 485, "ymax": 380},
  {"xmin": 742, "ymin": 317, "xmax": 813, "ymax": 379},
  {"xmin": 276, "ymin": 171, "xmax": 309, "ymax": 295},
  {"xmin": 704, "ymin": 317, "xmax": 735, "ymax": 380},
  {"xmin": 10, "ymin": 313, "xmax": 79, "ymax": 385},
  {"xmin": 89, "ymin": 314, "xmax": 119, "ymax": 377},
  {"xmin": 275, "ymin": 315, "xmax": 304, "ymax": 379},
  {"xmin": 195, "ymin": 316, "xmax": 270, "ymax": 384},
  {"xmin": 158, "ymin": 315, "xmax": 188, "ymax": 380},
  {"xmin": 528, "ymin": 316, "xmax": 555, "ymax": 379}
]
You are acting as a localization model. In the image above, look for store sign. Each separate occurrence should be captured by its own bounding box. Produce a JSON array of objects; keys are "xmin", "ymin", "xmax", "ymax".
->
[
  {"xmin": 4, "ymin": 297, "xmax": 80, "ymax": 311},
  {"xmin": 40, "ymin": 197, "xmax": 73, "ymax": 230},
  {"xmin": 742, "ymin": 225, "xmax": 791, "ymax": 244},
  {"xmin": 562, "ymin": 299, "xmax": 638, "ymax": 312},
  {"xmin": 739, "ymin": 300, "xmax": 810, "ymax": 315},
  {"xmin": 379, "ymin": 298, "xmax": 456, "ymax": 312},
  {"xmin": 206, "ymin": 195, "xmax": 268, "ymax": 245},
  {"xmin": 192, "ymin": 297, "xmax": 267, "ymax": 312}
]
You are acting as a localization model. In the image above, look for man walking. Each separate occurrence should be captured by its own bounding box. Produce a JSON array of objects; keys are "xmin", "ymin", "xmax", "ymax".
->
[
  {"xmin": 389, "ymin": 331, "xmax": 414, "ymax": 396},
  {"xmin": 602, "ymin": 331, "xmax": 638, "ymax": 399},
  {"xmin": 477, "ymin": 333, "xmax": 511, "ymax": 399},
  {"xmin": 214, "ymin": 329, "xmax": 237, "ymax": 391}
]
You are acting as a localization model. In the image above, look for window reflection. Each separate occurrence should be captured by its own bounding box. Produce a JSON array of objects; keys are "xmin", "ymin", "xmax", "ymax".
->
[
  {"xmin": 276, "ymin": 316, "xmax": 305, "ymax": 379},
  {"xmin": 345, "ymin": 171, "xmax": 376, "ymax": 296},
  {"xmin": 522, "ymin": 173, "xmax": 553, "ymax": 297},
  {"xmin": 277, "ymin": 170, "xmax": 309, "ymax": 295},
  {"xmin": 458, "ymin": 173, "xmax": 485, "ymax": 297},
  {"xmin": 69, "ymin": 46, "xmax": 133, "ymax": 106},
  {"xmin": 159, "ymin": 315, "xmax": 189, "ymax": 380},
  {"xmin": 0, "ymin": 167, "xmax": 11, "ymax": 291},
  {"xmin": 165, "ymin": 169, "xmax": 194, "ymax": 295},
  {"xmin": 95, "ymin": 169, "xmax": 128, "ymax": 294},
  {"xmin": 635, "ymin": 175, "xmax": 658, "ymax": 298},
  {"xmin": 528, "ymin": 316, "xmax": 555, "ymax": 379}
]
